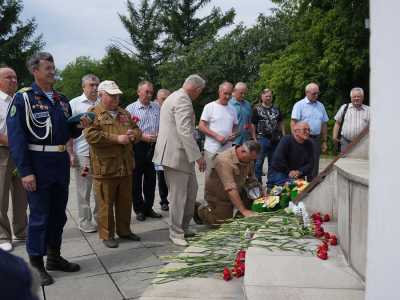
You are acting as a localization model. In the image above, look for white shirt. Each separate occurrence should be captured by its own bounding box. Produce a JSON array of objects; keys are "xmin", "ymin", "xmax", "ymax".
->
[
  {"xmin": 70, "ymin": 94, "xmax": 98, "ymax": 156},
  {"xmin": 0, "ymin": 90, "xmax": 13, "ymax": 137},
  {"xmin": 334, "ymin": 103, "xmax": 370, "ymax": 141},
  {"xmin": 200, "ymin": 100, "xmax": 238, "ymax": 153}
]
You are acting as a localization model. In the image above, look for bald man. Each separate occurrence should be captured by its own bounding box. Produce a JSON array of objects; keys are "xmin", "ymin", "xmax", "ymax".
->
[
  {"xmin": 228, "ymin": 82, "xmax": 254, "ymax": 145},
  {"xmin": 199, "ymin": 81, "xmax": 238, "ymax": 177},
  {"xmin": 291, "ymin": 83, "xmax": 328, "ymax": 179},
  {"xmin": 267, "ymin": 122, "xmax": 314, "ymax": 187},
  {"xmin": 0, "ymin": 67, "xmax": 27, "ymax": 252}
]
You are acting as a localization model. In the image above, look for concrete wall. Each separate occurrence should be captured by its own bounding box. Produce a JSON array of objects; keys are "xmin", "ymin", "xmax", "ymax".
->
[
  {"xmin": 346, "ymin": 134, "xmax": 369, "ymax": 160},
  {"xmin": 335, "ymin": 164, "xmax": 369, "ymax": 280},
  {"xmin": 367, "ymin": 1, "xmax": 400, "ymax": 299},
  {"xmin": 303, "ymin": 158, "xmax": 369, "ymax": 280},
  {"xmin": 303, "ymin": 170, "xmax": 337, "ymax": 220}
]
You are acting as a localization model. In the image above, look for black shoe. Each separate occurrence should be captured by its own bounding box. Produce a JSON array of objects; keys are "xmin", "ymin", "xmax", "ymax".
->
[
  {"xmin": 136, "ymin": 212, "xmax": 146, "ymax": 221},
  {"xmin": 103, "ymin": 238, "xmax": 119, "ymax": 248},
  {"xmin": 119, "ymin": 233, "xmax": 141, "ymax": 241},
  {"xmin": 146, "ymin": 210, "xmax": 162, "ymax": 218},
  {"xmin": 193, "ymin": 202, "xmax": 203, "ymax": 225},
  {"xmin": 161, "ymin": 203, "xmax": 169, "ymax": 211},
  {"xmin": 29, "ymin": 256, "xmax": 54, "ymax": 286},
  {"xmin": 46, "ymin": 248, "xmax": 80, "ymax": 272}
]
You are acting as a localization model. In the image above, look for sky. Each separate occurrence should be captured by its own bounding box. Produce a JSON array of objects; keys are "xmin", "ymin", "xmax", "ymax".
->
[{"xmin": 21, "ymin": 0, "xmax": 275, "ymax": 69}]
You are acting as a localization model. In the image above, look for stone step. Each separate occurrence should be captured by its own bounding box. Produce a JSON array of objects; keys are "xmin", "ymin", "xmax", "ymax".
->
[{"xmin": 244, "ymin": 221, "xmax": 364, "ymax": 300}]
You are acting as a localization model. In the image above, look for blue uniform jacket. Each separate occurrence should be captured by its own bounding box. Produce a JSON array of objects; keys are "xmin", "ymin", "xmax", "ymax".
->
[{"xmin": 6, "ymin": 82, "xmax": 81, "ymax": 177}]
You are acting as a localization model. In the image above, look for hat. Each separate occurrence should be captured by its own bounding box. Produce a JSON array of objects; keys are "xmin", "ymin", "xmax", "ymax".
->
[{"xmin": 98, "ymin": 80, "xmax": 123, "ymax": 95}]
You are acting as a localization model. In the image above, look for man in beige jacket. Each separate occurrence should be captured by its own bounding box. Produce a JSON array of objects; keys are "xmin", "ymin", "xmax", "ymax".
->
[{"xmin": 153, "ymin": 75, "xmax": 206, "ymax": 246}]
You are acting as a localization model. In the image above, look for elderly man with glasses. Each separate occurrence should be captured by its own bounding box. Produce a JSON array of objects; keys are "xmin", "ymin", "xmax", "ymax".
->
[
  {"xmin": 290, "ymin": 82, "xmax": 329, "ymax": 179},
  {"xmin": 267, "ymin": 122, "xmax": 314, "ymax": 187}
]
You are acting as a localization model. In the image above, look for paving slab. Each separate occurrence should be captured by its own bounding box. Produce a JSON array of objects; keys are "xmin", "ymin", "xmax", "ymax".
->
[
  {"xmin": 139, "ymin": 277, "xmax": 244, "ymax": 299},
  {"xmin": 41, "ymin": 274, "xmax": 122, "ymax": 300},
  {"xmin": 49, "ymin": 254, "xmax": 105, "ymax": 281},
  {"xmin": 82, "ymin": 229, "xmax": 147, "ymax": 253},
  {"xmin": 245, "ymin": 247, "xmax": 364, "ymax": 289},
  {"xmin": 111, "ymin": 266, "xmax": 165, "ymax": 299},
  {"xmin": 98, "ymin": 245, "xmax": 165, "ymax": 274},
  {"xmin": 245, "ymin": 285, "xmax": 364, "ymax": 300},
  {"xmin": 132, "ymin": 219, "xmax": 170, "ymax": 234}
]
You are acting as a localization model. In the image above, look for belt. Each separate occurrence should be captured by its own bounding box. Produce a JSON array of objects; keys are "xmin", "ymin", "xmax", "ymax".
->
[
  {"xmin": 309, "ymin": 134, "xmax": 320, "ymax": 138},
  {"xmin": 28, "ymin": 144, "xmax": 67, "ymax": 152}
]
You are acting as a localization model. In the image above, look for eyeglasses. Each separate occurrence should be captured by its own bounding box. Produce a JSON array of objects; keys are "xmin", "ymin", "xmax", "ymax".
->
[
  {"xmin": 310, "ymin": 92, "xmax": 320, "ymax": 96},
  {"xmin": 295, "ymin": 128, "xmax": 310, "ymax": 132}
]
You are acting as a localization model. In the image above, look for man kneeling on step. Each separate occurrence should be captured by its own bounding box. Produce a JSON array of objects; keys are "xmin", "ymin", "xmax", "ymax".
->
[{"xmin": 195, "ymin": 140, "xmax": 261, "ymax": 225}]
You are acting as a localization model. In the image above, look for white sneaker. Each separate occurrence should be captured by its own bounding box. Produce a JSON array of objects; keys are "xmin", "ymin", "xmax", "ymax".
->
[
  {"xmin": 169, "ymin": 236, "xmax": 188, "ymax": 247},
  {"xmin": 0, "ymin": 241, "xmax": 13, "ymax": 252},
  {"xmin": 79, "ymin": 222, "xmax": 97, "ymax": 233}
]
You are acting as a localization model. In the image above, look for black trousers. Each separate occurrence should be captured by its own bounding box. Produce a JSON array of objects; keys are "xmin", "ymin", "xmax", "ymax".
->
[
  {"xmin": 132, "ymin": 142, "xmax": 156, "ymax": 214},
  {"xmin": 309, "ymin": 135, "xmax": 321, "ymax": 180},
  {"xmin": 157, "ymin": 170, "xmax": 168, "ymax": 205}
]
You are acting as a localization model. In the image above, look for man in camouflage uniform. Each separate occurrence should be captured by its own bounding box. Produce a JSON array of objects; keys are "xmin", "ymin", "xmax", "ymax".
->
[
  {"xmin": 195, "ymin": 140, "xmax": 261, "ymax": 225},
  {"xmin": 84, "ymin": 80, "xmax": 142, "ymax": 248}
]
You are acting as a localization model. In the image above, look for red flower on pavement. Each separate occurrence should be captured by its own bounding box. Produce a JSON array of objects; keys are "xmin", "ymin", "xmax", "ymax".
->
[
  {"xmin": 317, "ymin": 250, "xmax": 328, "ymax": 260},
  {"xmin": 318, "ymin": 243, "xmax": 329, "ymax": 252},
  {"xmin": 330, "ymin": 237, "xmax": 338, "ymax": 246},
  {"xmin": 323, "ymin": 214, "xmax": 331, "ymax": 222},
  {"xmin": 324, "ymin": 232, "xmax": 331, "ymax": 240},
  {"xmin": 223, "ymin": 267, "xmax": 232, "ymax": 281}
]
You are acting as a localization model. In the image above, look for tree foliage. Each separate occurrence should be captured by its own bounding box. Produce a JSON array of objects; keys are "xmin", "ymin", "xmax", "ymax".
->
[
  {"xmin": 117, "ymin": 0, "xmax": 162, "ymax": 83},
  {"xmin": 56, "ymin": 47, "xmax": 144, "ymax": 106},
  {"xmin": 57, "ymin": 0, "xmax": 369, "ymax": 126},
  {"xmin": 0, "ymin": 0, "xmax": 44, "ymax": 85},
  {"xmin": 158, "ymin": 0, "xmax": 235, "ymax": 47},
  {"xmin": 256, "ymin": 0, "xmax": 370, "ymax": 116},
  {"xmin": 158, "ymin": 13, "xmax": 290, "ymax": 117}
]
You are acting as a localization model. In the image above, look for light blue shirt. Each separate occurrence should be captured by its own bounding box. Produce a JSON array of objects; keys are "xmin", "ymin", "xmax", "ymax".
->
[
  {"xmin": 228, "ymin": 97, "xmax": 253, "ymax": 144},
  {"xmin": 291, "ymin": 97, "xmax": 329, "ymax": 135}
]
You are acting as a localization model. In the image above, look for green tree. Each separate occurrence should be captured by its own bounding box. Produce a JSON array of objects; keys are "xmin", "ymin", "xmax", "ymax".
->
[
  {"xmin": 158, "ymin": 0, "xmax": 235, "ymax": 48},
  {"xmin": 256, "ymin": 0, "xmax": 369, "ymax": 117},
  {"xmin": 158, "ymin": 13, "xmax": 290, "ymax": 117},
  {"xmin": 97, "ymin": 46, "xmax": 144, "ymax": 106},
  {"xmin": 0, "ymin": 0, "xmax": 44, "ymax": 86},
  {"xmin": 56, "ymin": 48, "xmax": 143, "ymax": 105},
  {"xmin": 117, "ymin": 0, "xmax": 162, "ymax": 84},
  {"xmin": 55, "ymin": 56, "xmax": 100, "ymax": 99}
]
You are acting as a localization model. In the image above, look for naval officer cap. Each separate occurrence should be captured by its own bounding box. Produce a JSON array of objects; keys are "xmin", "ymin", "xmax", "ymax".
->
[{"xmin": 98, "ymin": 80, "xmax": 123, "ymax": 95}]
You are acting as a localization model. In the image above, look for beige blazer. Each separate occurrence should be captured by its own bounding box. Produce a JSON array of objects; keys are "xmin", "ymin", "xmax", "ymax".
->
[{"xmin": 153, "ymin": 88, "xmax": 201, "ymax": 173}]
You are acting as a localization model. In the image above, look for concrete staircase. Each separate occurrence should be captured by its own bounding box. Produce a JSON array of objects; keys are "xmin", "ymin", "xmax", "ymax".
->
[{"xmin": 244, "ymin": 132, "xmax": 369, "ymax": 300}]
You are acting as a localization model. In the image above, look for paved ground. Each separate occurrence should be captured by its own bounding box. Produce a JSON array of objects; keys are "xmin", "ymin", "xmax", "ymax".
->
[{"xmin": 10, "ymin": 158, "xmax": 332, "ymax": 300}]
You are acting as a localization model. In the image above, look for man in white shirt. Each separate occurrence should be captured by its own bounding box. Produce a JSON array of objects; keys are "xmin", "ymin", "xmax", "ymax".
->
[
  {"xmin": 199, "ymin": 81, "xmax": 238, "ymax": 177},
  {"xmin": 68, "ymin": 74, "xmax": 100, "ymax": 233},
  {"xmin": 0, "ymin": 66, "xmax": 27, "ymax": 252},
  {"xmin": 333, "ymin": 87, "xmax": 370, "ymax": 151},
  {"xmin": 154, "ymin": 89, "xmax": 171, "ymax": 211}
]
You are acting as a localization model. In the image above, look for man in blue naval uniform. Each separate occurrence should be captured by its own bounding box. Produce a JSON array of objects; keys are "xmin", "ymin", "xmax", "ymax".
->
[{"xmin": 6, "ymin": 52, "xmax": 83, "ymax": 286}]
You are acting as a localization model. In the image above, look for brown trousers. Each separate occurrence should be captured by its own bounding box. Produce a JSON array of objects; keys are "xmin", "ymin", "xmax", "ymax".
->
[
  {"xmin": 198, "ymin": 189, "xmax": 252, "ymax": 226},
  {"xmin": 0, "ymin": 147, "xmax": 27, "ymax": 241},
  {"xmin": 93, "ymin": 176, "xmax": 133, "ymax": 240}
]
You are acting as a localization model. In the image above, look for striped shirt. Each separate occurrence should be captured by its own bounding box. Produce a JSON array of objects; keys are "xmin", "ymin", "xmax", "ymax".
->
[
  {"xmin": 334, "ymin": 103, "xmax": 370, "ymax": 141},
  {"xmin": 126, "ymin": 99, "xmax": 160, "ymax": 134}
]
